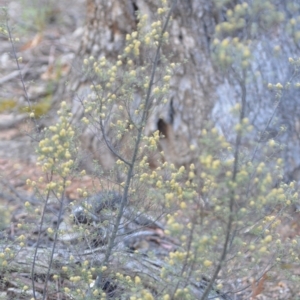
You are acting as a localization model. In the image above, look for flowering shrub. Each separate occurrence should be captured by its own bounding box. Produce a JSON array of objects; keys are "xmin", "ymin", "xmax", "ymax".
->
[{"xmin": 1, "ymin": 1, "xmax": 300, "ymax": 299}]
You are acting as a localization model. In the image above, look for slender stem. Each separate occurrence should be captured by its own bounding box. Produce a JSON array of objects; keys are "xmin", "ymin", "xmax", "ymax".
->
[
  {"xmin": 200, "ymin": 71, "xmax": 246, "ymax": 300},
  {"xmin": 6, "ymin": 18, "xmax": 39, "ymax": 132},
  {"xmin": 251, "ymin": 70, "xmax": 297, "ymax": 163},
  {"xmin": 171, "ymin": 213, "xmax": 196, "ymax": 298},
  {"xmin": 95, "ymin": 0, "xmax": 177, "ymax": 287},
  {"xmin": 97, "ymin": 115, "xmax": 132, "ymax": 166},
  {"xmin": 88, "ymin": 81, "xmax": 132, "ymax": 166},
  {"xmin": 31, "ymin": 188, "xmax": 51, "ymax": 299},
  {"xmin": 42, "ymin": 185, "xmax": 66, "ymax": 299}
]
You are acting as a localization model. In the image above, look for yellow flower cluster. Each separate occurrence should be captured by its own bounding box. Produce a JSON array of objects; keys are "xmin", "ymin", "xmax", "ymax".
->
[
  {"xmin": 125, "ymin": 31, "xmax": 141, "ymax": 56},
  {"xmin": 26, "ymin": 103, "xmax": 78, "ymax": 195}
]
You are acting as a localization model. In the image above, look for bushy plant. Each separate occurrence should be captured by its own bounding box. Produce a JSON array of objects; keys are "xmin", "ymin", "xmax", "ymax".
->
[{"xmin": 1, "ymin": 0, "xmax": 300, "ymax": 299}]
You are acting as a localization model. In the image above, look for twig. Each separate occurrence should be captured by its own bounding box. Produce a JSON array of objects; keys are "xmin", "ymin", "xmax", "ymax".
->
[
  {"xmin": 200, "ymin": 70, "xmax": 247, "ymax": 300},
  {"xmin": 42, "ymin": 184, "xmax": 66, "ymax": 299},
  {"xmin": 170, "ymin": 212, "xmax": 196, "ymax": 298},
  {"xmin": 251, "ymin": 69, "xmax": 298, "ymax": 162},
  {"xmin": 0, "ymin": 67, "xmax": 29, "ymax": 85},
  {"xmin": 31, "ymin": 188, "xmax": 52, "ymax": 299},
  {"xmin": 94, "ymin": 0, "xmax": 178, "ymax": 287},
  {"xmin": 5, "ymin": 16, "xmax": 39, "ymax": 132}
]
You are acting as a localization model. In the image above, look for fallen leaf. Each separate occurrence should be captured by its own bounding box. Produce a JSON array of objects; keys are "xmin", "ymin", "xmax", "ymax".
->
[
  {"xmin": 20, "ymin": 33, "xmax": 43, "ymax": 51},
  {"xmin": 251, "ymin": 272, "xmax": 267, "ymax": 299}
]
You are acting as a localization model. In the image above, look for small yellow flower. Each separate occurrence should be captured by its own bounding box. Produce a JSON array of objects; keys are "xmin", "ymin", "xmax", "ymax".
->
[
  {"xmin": 264, "ymin": 235, "xmax": 272, "ymax": 243},
  {"xmin": 157, "ymin": 8, "xmax": 164, "ymax": 14},
  {"xmin": 135, "ymin": 276, "xmax": 141, "ymax": 284},
  {"xmin": 180, "ymin": 202, "xmax": 187, "ymax": 209},
  {"xmin": 203, "ymin": 260, "xmax": 213, "ymax": 267}
]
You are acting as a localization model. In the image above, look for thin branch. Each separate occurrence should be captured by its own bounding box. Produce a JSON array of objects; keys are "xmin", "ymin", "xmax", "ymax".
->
[
  {"xmin": 243, "ymin": 69, "xmax": 299, "ymax": 200},
  {"xmin": 5, "ymin": 17, "xmax": 39, "ymax": 132},
  {"xmin": 200, "ymin": 70, "xmax": 247, "ymax": 300},
  {"xmin": 31, "ymin": 187, "xmax": 52, "ymax": 299},
  {"xmin": 171, "ymin": 212, "xmax": 196, "ymax": 298},
  {"xmin": 97, "ymin": 115, "xmax": 132, "ymax": 166},
  {"xmin": 42, "ymin": 185, "xmax": 66, "ymax": 299},
  {"xmin": 0, "ymin": 66, "xmax": 29, "ymax": 85},
  {"xmin": 86, "ymin": 81, "xmax": 132, "ymax": 166},
  {"xmin": 251, "ymin": 70, "xmax": 297, "ymax": 162},
  {"xmin": 94, "ymin": 0, "xmax": 178, "ymax": 287}
]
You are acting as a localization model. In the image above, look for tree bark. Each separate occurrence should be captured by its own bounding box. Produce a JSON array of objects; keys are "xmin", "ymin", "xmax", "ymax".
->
[
  {"xmin": 66, "ymin": 0, "xmax": 219, "ymax": 171},
  {"xmin": 65, "ymin": 0, "xmax": 300, "ymax": 179}
]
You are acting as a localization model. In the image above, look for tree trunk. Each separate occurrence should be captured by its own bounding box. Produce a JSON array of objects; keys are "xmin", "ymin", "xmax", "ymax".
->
[
  {"xmin": 66, "ymin": 0, "xmax": 219, "ymax": 171},
  {"xmin": 64, "ymin": 0, "xmax": 300, "ymax": 179}
]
